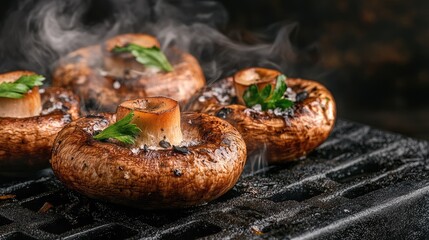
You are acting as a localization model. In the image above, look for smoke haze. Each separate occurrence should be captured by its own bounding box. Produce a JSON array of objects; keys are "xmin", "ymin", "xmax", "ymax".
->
[{"xmin": 0, "ymin": 0, "xmax": 311, "ymax": 83}]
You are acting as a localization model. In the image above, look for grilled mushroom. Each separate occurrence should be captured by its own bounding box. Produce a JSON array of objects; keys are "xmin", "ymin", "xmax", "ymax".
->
[
  {"xmin": 0, "ymin": 71, "xmax": 80, "ymax": 172},
  {"xmin": 51, "ymin": 97, "xmax": 246, "ymax": 209},
  {"xmin": 52, "ymin": 33, "xmax": 206, "ymax": 113},
  {"xmin": 187, "ymin": 67, "xmax": 336, "ymax": 164}
]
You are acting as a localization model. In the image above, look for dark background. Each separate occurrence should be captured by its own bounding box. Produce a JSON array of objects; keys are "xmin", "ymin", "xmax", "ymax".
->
[
  {"xmin": 217, "ymin": 0, "xmax": 429, "ymax": 140},
  {"xmin": 1, "ymin": 0, "xmax": 428, "ymax": 140}
]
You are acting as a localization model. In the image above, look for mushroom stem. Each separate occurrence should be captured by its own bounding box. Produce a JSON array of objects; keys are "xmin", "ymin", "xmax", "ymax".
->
[
  {"xmin": 0, "ymin": 71, "xmax": 42, "ymax": 118},
  {"xmin": 116, "ymin": 97, "xmax": 183, "ymax": 147},
  {"xmin": 233, "ymin": 68, "xmax": 281, "ymax": 105}
]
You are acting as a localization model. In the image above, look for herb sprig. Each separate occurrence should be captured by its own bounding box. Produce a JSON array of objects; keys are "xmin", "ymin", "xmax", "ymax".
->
[
  {"xmin": 0, "ymin": 75, "xmax": 45, "ymax": 99},
  {"xmin": 242, "ymin": 75, "xmax": 293, "ymax": 110},
  {"xmin": 112, "ymin": 43, "xmax": 173, "ymax": 72},
  {"xmin": 93, "ymin": 111, "xmax": 141, "ymax": 144}
]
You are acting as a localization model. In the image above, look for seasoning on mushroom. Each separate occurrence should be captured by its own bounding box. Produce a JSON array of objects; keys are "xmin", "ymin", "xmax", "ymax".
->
[
  {"xmin": 52, "ymin": 33, "xmax": 206, "ymax": 113},
  {"xmin": 187, "ymin": 67, "xmax": 336, "ymax": 164},
  {"xmin": 51, "ymin": 97, "xmax": 247, "ymax": 209},
  {"xmin": 0, "ymin": 71, "xmax": 80, "ymax": 173}
]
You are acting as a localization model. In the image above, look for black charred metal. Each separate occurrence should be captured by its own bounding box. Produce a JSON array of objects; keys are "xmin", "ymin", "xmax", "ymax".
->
[{"xmin": 0, "ymin": 120, "xmax": 429, "ymax": 239}]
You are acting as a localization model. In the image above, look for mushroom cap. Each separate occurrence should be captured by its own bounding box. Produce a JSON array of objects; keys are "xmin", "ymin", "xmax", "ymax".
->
[
  {"xmin": 50, "ymin": 112, "xmax": 247, "ymax": 209},
  {"xmin": 187, "ymin": 75, "xmax": 336, "ymax": 163},
  {"xmin": 52, "ymin": 33, "xmax": 206, "ymax": 113},
  {"xmin": 0, "ymin": 87, "xmax": 80, "ymax": 172}
]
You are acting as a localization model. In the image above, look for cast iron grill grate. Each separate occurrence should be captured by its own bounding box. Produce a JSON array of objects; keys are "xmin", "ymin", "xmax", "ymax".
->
[{"xmin": 1, "ymin": 120, "xmax": 429, "ymax": 239}]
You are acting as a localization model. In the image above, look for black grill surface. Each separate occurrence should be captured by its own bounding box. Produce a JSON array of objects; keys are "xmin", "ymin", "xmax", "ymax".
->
[{"xmin": 1, "ymin": 120, "xmax": 429, "ymax": 239}]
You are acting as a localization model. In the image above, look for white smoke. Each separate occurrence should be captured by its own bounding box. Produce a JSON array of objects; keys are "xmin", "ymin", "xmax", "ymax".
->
[
  {"xmin": 0, "ymin": 0, "xmax": 308, "ymax": 83},
  {"xmin": 0, "ymin": 0, "xmax": 314, "ymax": 172}
]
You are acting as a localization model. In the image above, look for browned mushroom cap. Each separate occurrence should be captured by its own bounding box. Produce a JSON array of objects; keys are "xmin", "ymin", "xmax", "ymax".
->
[
  {"xmin": 187, "ymin": 68, "xmax": 336, "ymax": 164},
  {"xmin": 0, "ymin": 87, "xmax": 80, "ymax": 172},
  {"xmin": 52, "ymin": 33, "xmax": 206, "ymax": 113},
  {"xmin": 50, "ymin": 113, "xmax": 246, "ymax": 209}
]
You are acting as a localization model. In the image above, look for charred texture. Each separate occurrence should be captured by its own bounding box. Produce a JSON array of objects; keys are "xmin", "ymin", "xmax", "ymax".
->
[
  {"xmin": 0, "ymin": 87, "xmax": 80, "ymax": 172},
  {"xmin": 173, "ymin": 145, "xmax": 190, "ymax": 154},
  {"xmin": 0, "ymin": 120, "xmax": 428, "ymax": 239},
  {"xmin": 187, "ymin": 77, "xmax": 336, "ymax": 163},
  {"xmin": 216, "ymin": 107, "xmax": 232, "ymax": 119},
  {"xmin": 50, "ymin": 112, "xmax": 246, "ymax": 209}
]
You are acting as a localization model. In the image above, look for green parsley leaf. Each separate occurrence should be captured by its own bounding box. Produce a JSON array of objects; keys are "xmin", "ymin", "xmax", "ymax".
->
[
  {"xmin": 259, "ymin": 84, "xmax": 272, "ymax": 99},
  {"xmin": 0, "ymin": 74, "xmax": 45, "ymax": 99},
  {"xmin": 274, "ymin": 99, "xmax": 294, "ymax": 109},
  {"xmin": 112, "ymin": 43, "xmax": 173, "ymax": 72},
  {"xmin": 271, "ymin": 75, "xmax": 287, "ymax": 100},
  {"xmin": 242, "ymin": 74, "xmax": 294, "ymax": 111},
  {"xmin": 242, "ymin": 84, "xmax": 260, "ymax": 107},
  {"xmin": 93, "ymin": 111, "xmax": 142, "ymax": 144}
]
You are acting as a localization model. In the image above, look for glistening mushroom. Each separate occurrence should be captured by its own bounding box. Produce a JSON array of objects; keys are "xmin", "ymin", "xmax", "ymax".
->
[
  {"xmin": 0, "ymin": 71, "xmax": 80, "ymax": 173},
  {"xmin": 187, "ymin": 67, "xmax": 336, "ymax": 163},
  {"xmin": 52, "ymin": 33, "xmax": 206, "ymax": 113},
  {"xmin": 51, "ymin": 97, "xmax": 247, "ymax": 209}
]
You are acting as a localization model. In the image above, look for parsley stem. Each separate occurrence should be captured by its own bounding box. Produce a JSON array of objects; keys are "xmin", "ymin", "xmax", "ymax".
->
[
  {"xmin": 112, "ymin": 44, "xmax": 173, "ymax": 72},
  {"xmin": 93, "ymin": 111, "xmax": 141, "ymax": 144}
]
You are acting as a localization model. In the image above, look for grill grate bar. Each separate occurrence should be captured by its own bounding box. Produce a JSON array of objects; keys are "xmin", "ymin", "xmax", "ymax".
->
[
  {"xmin": 322, "ymin": 161, "xmax": 421, "ymax": 201},
  {"xmin": 1, "ymin": 120, "xmax": 429, "ymax": 239},
  {"xmin": 292, "ymin": 182, "xmax": 429, "ymax": 240},
  {"xmin": 265, "ymin": 140, "xmax": 406, "ymax": 196}
]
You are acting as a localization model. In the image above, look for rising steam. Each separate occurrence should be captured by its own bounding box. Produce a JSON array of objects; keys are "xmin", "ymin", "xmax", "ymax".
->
[
  {"xmin": 0, "ymin": 0, "xmax": 315, "ymax": 173},
  {"xmin": 0, "ymin": 0, "xmax": 306, "ymax": 83}
]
